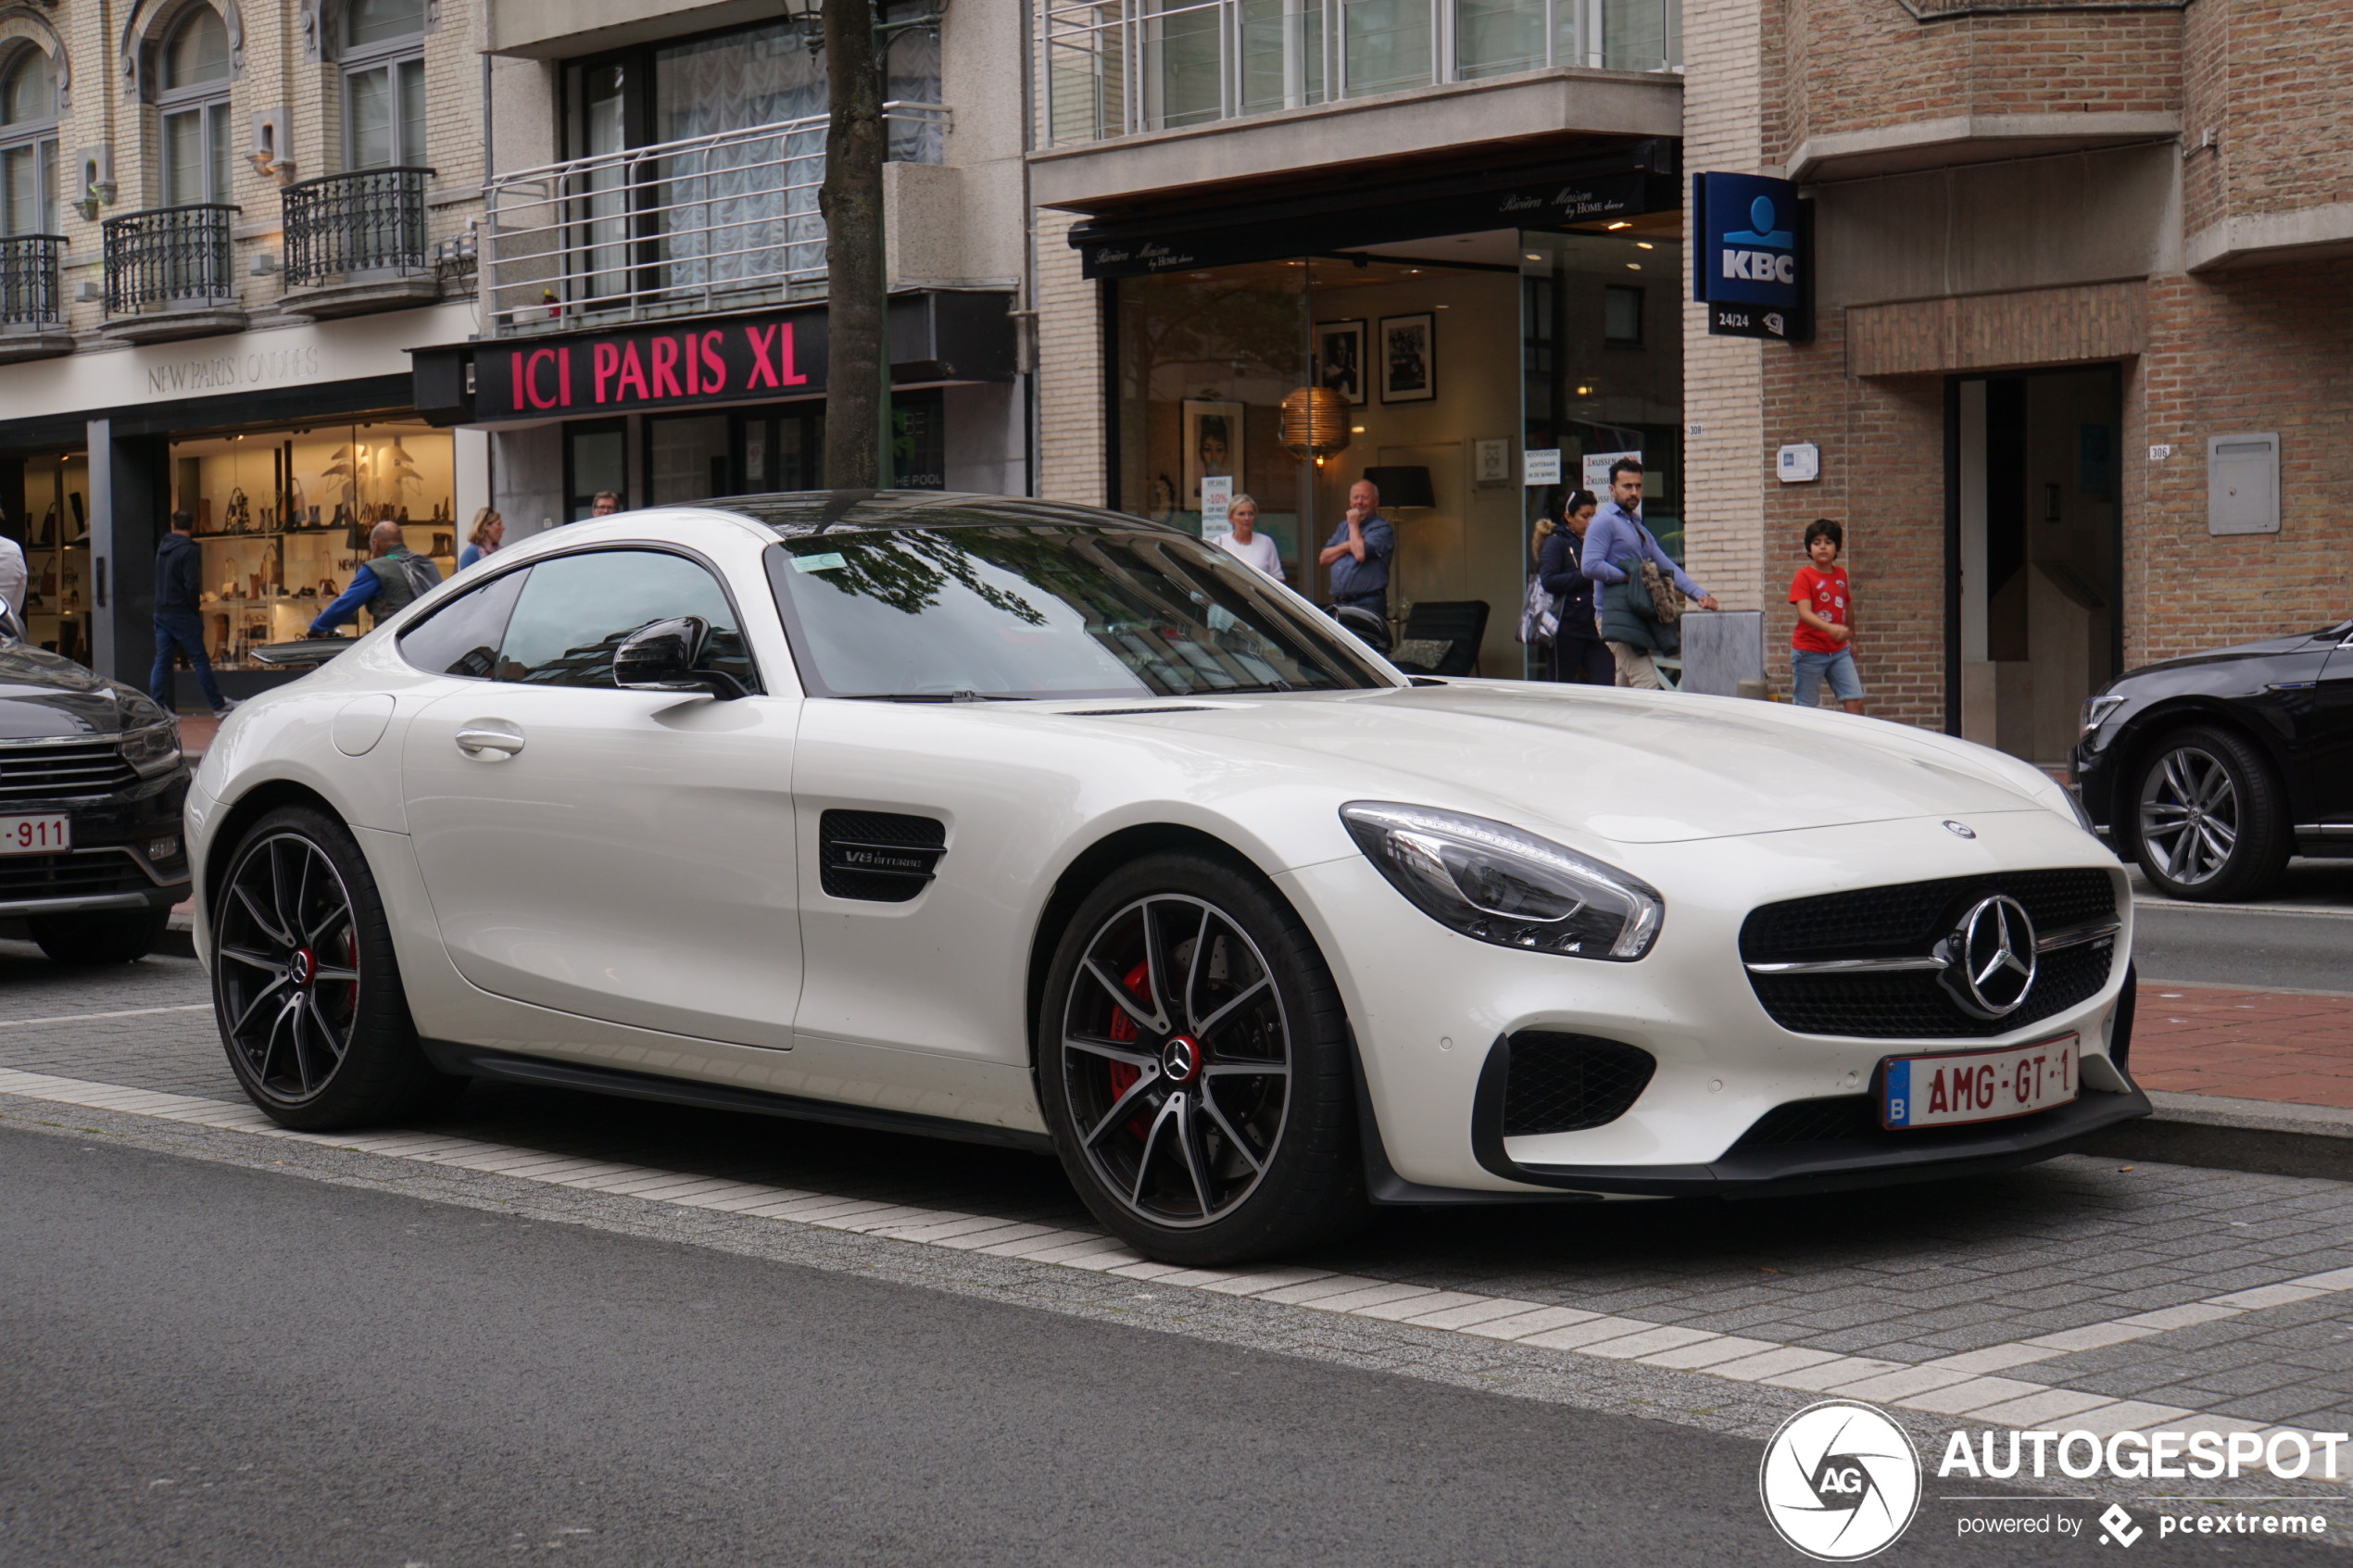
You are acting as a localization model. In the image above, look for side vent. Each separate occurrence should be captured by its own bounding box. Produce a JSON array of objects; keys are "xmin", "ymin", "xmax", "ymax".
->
[{"xmin": 819, "ymin": 810, "xmax": 946, "ymax": 902}]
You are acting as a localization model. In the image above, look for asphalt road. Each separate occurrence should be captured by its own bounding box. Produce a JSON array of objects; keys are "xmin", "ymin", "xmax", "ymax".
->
[
  {"xmin": 7, "ymin": 1127, "xmax": 2326, "ymax": 1568},
  {"xmin": 2131, "ymin": 900, "xmax": 2353, "ymax": 993}
]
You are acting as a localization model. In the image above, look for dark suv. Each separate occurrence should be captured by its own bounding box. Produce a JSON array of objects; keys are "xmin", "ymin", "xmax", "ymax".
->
[{"xmin": 0, "ymin": 614, "xmax": 191, "ymax": 962}]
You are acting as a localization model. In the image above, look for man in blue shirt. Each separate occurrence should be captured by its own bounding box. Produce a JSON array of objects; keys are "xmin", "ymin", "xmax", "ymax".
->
[
  {"xmin": 1581, "ymin": 458, "xmax": 1718, "ymax": 688},
  {"xmin": 1318, "ymin": 478, "xmax": 1395, "ymax": 618},
  {"xmin": 308, "ymin": 521, "xmax": 440, "ymax": 636}
]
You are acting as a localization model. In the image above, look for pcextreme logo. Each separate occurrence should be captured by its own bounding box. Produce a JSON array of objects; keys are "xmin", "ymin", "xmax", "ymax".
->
[{"xmin": 1759, "ymin": 1400, "xmax": 1922, "ymax": 1561}]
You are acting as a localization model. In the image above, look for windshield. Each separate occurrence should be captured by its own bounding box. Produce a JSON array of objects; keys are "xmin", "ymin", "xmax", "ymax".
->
[{"xmin": 762, "ymin": 524, "xmax": 1395, "ymax": 700}]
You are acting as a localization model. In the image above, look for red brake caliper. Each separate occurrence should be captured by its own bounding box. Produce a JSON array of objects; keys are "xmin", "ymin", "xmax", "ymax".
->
[{"xmin": 1104, "ymin": 959, "xmax": 1151, "ymax": 1132}]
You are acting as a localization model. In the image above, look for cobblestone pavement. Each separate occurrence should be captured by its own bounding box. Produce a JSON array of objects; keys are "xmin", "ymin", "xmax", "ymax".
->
[{"xmin": 6, "ymin": 942, "xmax": 2353, "ymax": 1443}]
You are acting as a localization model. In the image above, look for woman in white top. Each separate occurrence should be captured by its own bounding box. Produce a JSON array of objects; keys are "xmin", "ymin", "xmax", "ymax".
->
[{"xmin": 1213, "ymin": 494, "xmax": 1284, "ymax": 582}]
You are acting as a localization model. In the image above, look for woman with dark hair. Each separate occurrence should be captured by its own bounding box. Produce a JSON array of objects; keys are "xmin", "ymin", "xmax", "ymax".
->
[{"xmin": 1534, "ymin": 489, "xmax": 1611, "ymax": 684}]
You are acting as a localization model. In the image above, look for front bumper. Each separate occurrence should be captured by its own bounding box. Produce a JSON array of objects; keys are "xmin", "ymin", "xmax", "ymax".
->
[
  {"xmin": 1283, "ymin": 808, "xmax": 2142, "ymax": 1197},
  {"xmin": 0, "ymin": 768, "xmax": 191, "ymax": 919}
]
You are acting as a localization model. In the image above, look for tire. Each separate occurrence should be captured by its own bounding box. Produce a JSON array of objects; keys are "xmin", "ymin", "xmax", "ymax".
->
[
  {"xmin": 1037, "ymin": 850, "xmax": 1365, "ymax": 1265},
  {"xmin": 2129, "ymin": 726, "xmax": 2290, "ymax": 903},
  {"xmin": 211, "ymin": 804, "xmax": 464, "ymax": 1130},
  {"xmin": 29, "ymin": 908, "xmax": 171, "ymax": 965}
]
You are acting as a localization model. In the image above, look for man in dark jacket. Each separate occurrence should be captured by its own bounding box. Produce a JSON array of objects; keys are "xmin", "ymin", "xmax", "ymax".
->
[
  {"xmin": 152, "ymin": 510, "xmax": 233, "ymax": 716},
  {"xmin": 308, "ymin": 521, "xmax": 441, "ymax": 635}
]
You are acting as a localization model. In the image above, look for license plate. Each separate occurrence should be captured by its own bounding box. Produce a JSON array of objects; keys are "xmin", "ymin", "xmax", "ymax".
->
[
  {"xmin": 0, "ymin": 814, "xmax": 69, "ymax": 856},
  {"xmin": 1882, "ymin": 1035, "xmax": 2077, "ymax": 1130}
]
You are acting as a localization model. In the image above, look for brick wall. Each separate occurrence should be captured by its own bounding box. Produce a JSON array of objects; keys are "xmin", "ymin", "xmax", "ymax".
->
[
  {"xmin": 2183, "ymin": 0, "xmax": 2353, "ymax": 237},
  {"xmin": 1032, "ymin": 207, "xmax": 1104, "ymax": 508}
]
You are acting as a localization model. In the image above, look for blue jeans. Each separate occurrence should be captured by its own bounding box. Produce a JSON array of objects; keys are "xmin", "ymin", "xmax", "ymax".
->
[
  {"xmin": 152, "ymin": 610, "xmax": 227, "ymax": 713},
  {"xmin": 1793, "ymin": 647, "xmax": 1865, "ymax": 707}
]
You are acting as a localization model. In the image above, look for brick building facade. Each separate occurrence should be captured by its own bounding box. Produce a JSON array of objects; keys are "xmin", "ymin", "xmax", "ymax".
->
[{"xmin": 1694, "ymin": 0, "xmax": 2353, "ymax": 758}]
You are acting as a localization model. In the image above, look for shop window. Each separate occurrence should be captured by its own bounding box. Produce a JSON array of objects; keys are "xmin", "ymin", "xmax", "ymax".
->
[
  {"xmin": 19, "ymin": 453, "xmax": 91, "ymax": 663},
  {"xmin": 1604, "ymin": 284, "xmax": 1643, "ymax": 347},
  {"xmin": 341, "ymin": 0, "xmax": 428, "ymax": 169},
  {"xmin": 893, "ymin": 389, "xmax": 945, "ymax": 489},
  {"xmin": 566, "ymin": 420, "xmax": 628, "ymax": 521},
  {"xmin": 745, "ymin": 408, "xmax": 823, "ymax": 493},
  {"xmin": 157, "ymin": 6, "xmax": 233, "ymax": 207},
  {"xmin": 648, "ymin": 412, "xmax": 732, "ymax": 505},
  {"xmin": 170, "ymin": 421, "xmax": 458, "ymax": 668},
  {"xmin": 0, "ymin": 46, "xmax": 59, "ymax": 236}
]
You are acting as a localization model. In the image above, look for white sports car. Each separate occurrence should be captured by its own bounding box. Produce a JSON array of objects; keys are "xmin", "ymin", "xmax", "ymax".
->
[{"xmin": 189, "ymin": 493, "xmax": 2145, "ymax": 1263}]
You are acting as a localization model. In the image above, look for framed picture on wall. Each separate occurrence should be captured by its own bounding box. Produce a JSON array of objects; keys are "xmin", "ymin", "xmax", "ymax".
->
[
  {"xmin": 1378, "ymin": 314, "xmax": 1436, "ymax": 403},
  {"xmin": 1315, "ymin": 320, "xmax": 1367, "ymax": 406},
  {"xmin": 1181, "ymin": 399, "xmax": 1244, "ymax": 512}
]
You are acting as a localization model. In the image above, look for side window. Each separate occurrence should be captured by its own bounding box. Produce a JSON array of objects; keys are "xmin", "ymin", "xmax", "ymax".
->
[
  {"xmin": 397, "ymin": 567, "xmax": 530, "ymax": 678},
  {"xmin": 494, "ymin": 550, "xmax": 757, "ymax": 690}
]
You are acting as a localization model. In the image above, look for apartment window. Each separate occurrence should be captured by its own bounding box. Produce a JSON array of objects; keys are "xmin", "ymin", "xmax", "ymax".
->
[
  {"xmin": 157, "ymin": 6, "xmax": 233, "ymax": 206},
  {"xmin": 342, "ymin": 0, "xmax": 428, "ymax": 169},
  {"xmin": 0, "ymin": 46, "xmax": 59, "ymax": 235}
]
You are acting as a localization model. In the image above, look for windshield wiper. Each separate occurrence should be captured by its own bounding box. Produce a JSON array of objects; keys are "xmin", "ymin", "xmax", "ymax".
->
[
  {"xmin": 837, "ymin": 691, "xmax": 1032, "ymax": 703},
  {"xmin": 1202, "ymin": 679, "xmax": 1298, "ymax": 695}
]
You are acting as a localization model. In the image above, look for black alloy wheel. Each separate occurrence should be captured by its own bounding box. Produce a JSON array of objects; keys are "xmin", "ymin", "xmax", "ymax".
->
[
  {"xmin": 212, "ymin": 805, "xmax": 461, "ymax": 1129},
  {"xmin": 1039, "ymin": 851, "xmax": 1364, "ymax": 1265},
  {"xmin": 2131, "ymin": 725, "xmax": 2289, "ymax": 904}
]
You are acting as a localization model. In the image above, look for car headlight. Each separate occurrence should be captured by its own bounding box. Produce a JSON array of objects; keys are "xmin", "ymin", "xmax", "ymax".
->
[
  {"xmin": 120, "ymin": 721, "xmax": 182, "ymax": 778},
  {"xmin": 2080, "ymin": 694, "xmax": 2126, "ymax": 741},
  {"xmin": 1340, "ymin": 801, "xmax": 1664, "ymax": 960}
]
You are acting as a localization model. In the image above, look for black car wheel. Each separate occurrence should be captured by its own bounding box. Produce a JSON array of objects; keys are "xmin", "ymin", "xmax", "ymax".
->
[
  {"xmin": 1038, "ymin": 851, "xmax": 1365, "ymax": 1265},
  {"xmin": 212, "ymin": 804, "xmax": 462, "ymax": 1129},
  {"xmin": 2131, "ymin": 726, "xmax": 2290, "ymax": 903},
  {"xmin": 28, "ymin": 908, "xmax": 172, "ymax": 964}
]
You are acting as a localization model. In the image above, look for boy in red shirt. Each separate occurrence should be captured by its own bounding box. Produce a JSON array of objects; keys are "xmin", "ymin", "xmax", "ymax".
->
[{"xmin": 1789, "ymin": 519, "xmax": 1863, "ymax": 714}]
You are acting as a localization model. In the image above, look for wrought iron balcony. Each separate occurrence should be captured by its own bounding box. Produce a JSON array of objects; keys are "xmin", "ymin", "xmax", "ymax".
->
[
  {"xmin": 484, "ymin": 103, "xmax": 950, "ymax": 337},
  {"xmin": 1045, "ymin": 0, "xmax": 1681, "ymax": 145},
  {"xmin": 284, "ymin": 167, "xmax": 434, "ymax": 284},
  {"xmin": 0, "ymin": 234, "xmax": 62, "ymax": 327},
  {"xmin": 102, "ymin": 204, "xmax": 238, "ymax": 315}
]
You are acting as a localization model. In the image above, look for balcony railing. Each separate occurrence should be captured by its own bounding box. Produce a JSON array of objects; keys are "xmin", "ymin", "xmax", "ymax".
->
[
  {"xmin": 283, "ymin": 167, "xmax": 434, "ymax": 285},
  {"xmin": 484, "ymin": 104, "xmax": 950, "ymax": 337},
  {"xmin": 0, "ymin": 234, "xmax": 62, "ymax": 327},
  {"xmin": 1045, "ymin": 0, "xmax": 1680, "ymax": 145},
  {"xmin": 102, "ymin": 204, "xmax": 238, "ymax": 315}
]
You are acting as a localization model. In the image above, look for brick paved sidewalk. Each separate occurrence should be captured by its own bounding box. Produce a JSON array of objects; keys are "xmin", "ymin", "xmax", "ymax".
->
[{"xmin": 2133, "ymin": 982, "xmax": 2353, "ymax": 1110}]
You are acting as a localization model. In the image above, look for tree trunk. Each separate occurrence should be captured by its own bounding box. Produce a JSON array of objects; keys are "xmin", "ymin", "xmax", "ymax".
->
[{"xmin": 820, "ymin": 0, "xmax": 887, "ymax": 491}]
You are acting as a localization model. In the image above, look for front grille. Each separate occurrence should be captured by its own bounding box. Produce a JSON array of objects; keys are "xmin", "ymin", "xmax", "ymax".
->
[
  {"xmin": 818, "ymin": 809, "xmax": 946, "ymax": 902},
  {"xmin": 0, "ymin": 742, "xmax": 138, "ymax": 803},
  {"xmin": 1498, "ymin": 1032, "xmax": 1656, "ymax": 1135},
  {"xmin": 1742, "ymin": 870, "xmax": 2120, "ymax": 1039},
  {"xmin": 0, "ymin": 850, "xmax": 150, "ymax": 900}
]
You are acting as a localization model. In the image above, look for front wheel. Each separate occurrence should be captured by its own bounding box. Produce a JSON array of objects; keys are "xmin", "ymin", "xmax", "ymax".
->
[
  {"xmin": 29, "ymin": 908, "xmax": 171, "ymax": 965},
  {"xmin": 2131, "ymin": 726, "xmax": 2290, "ymax": 903},
  {"xmin": 1038, "ymin": 851, "xmax": 1365, "ymax": 1265},
  {"xmin": 212, "ymin": 804, "xmax": 463, "ymax": 1129}
]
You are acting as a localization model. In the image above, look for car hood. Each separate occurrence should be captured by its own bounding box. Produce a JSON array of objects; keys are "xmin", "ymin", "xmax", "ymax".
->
[
  {"xmin": 1063, "ymin": 683, "xmax": 2057, "ymax": 845},
  {"xmin": 0, "ymin": 641, "xmax": 164, "ymax": 739},
  {"xmin": 2118, "ymin": 626, "xmax": 2344, "ymax": 681}
]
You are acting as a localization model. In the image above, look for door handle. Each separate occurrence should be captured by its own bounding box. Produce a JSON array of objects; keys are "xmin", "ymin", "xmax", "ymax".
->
[{"xmin": 454, "ymin": 721, "xmax": 525, "ymax": 759}]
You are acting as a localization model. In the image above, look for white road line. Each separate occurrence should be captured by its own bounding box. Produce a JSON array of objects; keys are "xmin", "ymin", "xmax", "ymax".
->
[
  {"xmin": 0, "ymin": 1004, "xmax": 213, "ymax": 1028},
  {"xmin": 2, "ymin": 1062, "xmax": 2348, "ymax": 1461}
]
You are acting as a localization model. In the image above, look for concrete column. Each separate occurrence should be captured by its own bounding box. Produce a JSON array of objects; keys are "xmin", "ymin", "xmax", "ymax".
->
[{"xmin": 86, "ymin": 419, "xmax": 168, "ymax": 686}]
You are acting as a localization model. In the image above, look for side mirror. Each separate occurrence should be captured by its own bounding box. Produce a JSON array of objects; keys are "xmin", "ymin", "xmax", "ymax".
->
[{"xmin": 613, "ymin": 616, "xmax": 746, "ymax": 699}]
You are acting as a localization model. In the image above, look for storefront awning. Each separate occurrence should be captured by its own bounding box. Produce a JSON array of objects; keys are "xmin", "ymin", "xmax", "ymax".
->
[{"xmin": 1069, "ymin": 143, "xmax": 1679, "ymax": 280}]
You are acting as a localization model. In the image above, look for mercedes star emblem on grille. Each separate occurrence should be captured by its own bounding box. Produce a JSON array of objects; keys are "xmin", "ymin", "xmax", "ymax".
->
[{"xmin": 1939, "ymin": 895, "xmax": 2038, "ymax": 1018}]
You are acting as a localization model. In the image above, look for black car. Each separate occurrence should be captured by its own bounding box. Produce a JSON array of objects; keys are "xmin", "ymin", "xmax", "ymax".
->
[
  {"xmin": 0, "ymin": 614, "xmax": 192, "ymax": 962},
  {"xmin": 2074, "ymin": 617, "xmax": 2353, "ymax": 902}
]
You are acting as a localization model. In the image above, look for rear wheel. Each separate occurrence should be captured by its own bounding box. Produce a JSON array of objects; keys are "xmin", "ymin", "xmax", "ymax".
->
[
  {"xmin": 2131, "ymin": 726, "xmax": 2289, "ymax": 903},
  {"xmin": 29, "ymin": 908, "xmax": 171, "ymax": 965},
  {"xmin": 212, "ymin": 805, "xmax": 462, "ymax": 1129},
  {"xmin": 1038, "ymin": 851, "xmax": 1365, "ymax": 1265}
]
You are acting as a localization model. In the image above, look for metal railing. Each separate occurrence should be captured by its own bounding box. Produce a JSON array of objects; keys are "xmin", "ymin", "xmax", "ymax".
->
[
  {"xmin": 283, "ymin": 167, "xmax": 434, "ymax": 286},
  {"xmin": 1045, "ymin": 0, "xmax": 1680, "ymax": 144},
  {"xmin": 102, "ymin": 204, "xmax": 239, "ymax": 315},
  {"xmin": 484, "ymin": 104, "xmax": 951, "ymax": 337},
  {"xmin": 0, "ymin": 234, "xmax": 63, "ymax": 326}
]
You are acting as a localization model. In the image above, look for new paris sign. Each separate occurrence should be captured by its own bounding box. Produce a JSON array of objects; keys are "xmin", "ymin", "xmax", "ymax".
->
[
  {"xmin": 1693, "ymin": 172, "xmax": 1811, "ymax": 343},
  {"xmin": 475, "ymin": 312, "xmax": 831, "ymax": 419}
]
